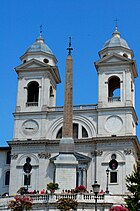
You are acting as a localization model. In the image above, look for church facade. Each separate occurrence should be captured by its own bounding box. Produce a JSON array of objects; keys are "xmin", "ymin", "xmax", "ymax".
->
[{"xmin": 0, "ymin": 27, "xmax": 139, "ymax": 209}]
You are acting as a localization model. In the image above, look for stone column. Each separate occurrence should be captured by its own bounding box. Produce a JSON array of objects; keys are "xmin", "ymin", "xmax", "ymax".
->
[{"xmin": 83, "ymin": 168, "xmax": 87, "ymax": 187}]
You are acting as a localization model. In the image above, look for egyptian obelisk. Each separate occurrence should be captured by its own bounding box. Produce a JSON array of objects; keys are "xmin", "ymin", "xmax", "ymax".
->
[{"xmin": 54, "ymin": 37, "xmax": 78, "ymax": 191}]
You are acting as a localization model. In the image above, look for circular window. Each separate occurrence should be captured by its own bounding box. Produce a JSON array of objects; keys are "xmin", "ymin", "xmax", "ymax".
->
[
  {"xmin": 123, "ymin": 53, "xmax": 128, "ymax": 58},
  {"xmin": 43, "ymin": 58, "xmax": 49, "ymax": 63}
]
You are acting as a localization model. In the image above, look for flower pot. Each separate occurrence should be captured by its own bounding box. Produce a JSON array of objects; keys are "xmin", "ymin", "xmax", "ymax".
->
[{"xmin": 50, "ymin": 189, "xmax": 55, "ymax": 193}]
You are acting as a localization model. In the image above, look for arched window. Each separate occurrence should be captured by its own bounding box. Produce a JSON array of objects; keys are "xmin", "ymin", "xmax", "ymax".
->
[
  {"xmin": 26, "ymin": 81, "xmax": 39, "ymax": 106},
  {"xmin": 73, "ymin": 123, "xmax": 78, "ymax": 139},
  {"xmin": 5, "ymin": 171, "xmax": 10, "ymax": 185},
  {"xmin": 50, "ymin": 86, "xmax": 54, "ymax": 97},
  {"xmin": 56, "ymin": 128, "xmax": 62, "ymax": 139},
  {"xmin": 82, "ymin": 126, "xmax": 88, "ymax": 138},
  {"xmin": 6, "ymin": 151, "xmax": 11, "ymax": 164},
  {"xmin": 56, "ymin": 124, "xmax": 88, "ymax": 139},
  {"xmin": 108, "ymin": 76, "xmax": 120, "ymax": 102}
]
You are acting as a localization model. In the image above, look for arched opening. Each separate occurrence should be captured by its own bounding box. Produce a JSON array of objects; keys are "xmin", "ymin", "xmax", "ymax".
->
[
  {"xmin": 50, "ymin": 86, "xmax": 54, "ymax": 97},
  {"xmin": 26, "ymin": 81, "xmax": 39, "ymax": 106},
  {"xmin": 108, "ymin": 76, "xmax": 120, "ymax": 102},
  {"xmin": 5, "ymin": 171, "xmax": 10, "ymax": 186},
  {"xmin": 56, "ymin": 124, "xmax": 88, "ymax": 139}
]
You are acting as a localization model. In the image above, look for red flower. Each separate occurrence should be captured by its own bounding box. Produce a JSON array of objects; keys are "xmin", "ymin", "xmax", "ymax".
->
[
  {"xmin": 8, "ymin": 195, "xmax": 33, "ymax": 211},
  {"xmin": 75, "ymin": 185, "xmax": 87, "ymax": 192},
  {"xmin": 109, "ymin": 205, "xmax": 129, "ymax": 211}
]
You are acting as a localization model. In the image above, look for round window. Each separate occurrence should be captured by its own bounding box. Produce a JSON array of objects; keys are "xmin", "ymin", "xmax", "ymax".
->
[{"xmin": 43, "ymin": 58, "xmax": 49, "ymax": 63}]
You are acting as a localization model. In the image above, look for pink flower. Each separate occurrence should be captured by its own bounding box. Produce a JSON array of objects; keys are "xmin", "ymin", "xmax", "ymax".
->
[{"xmin": 109, "ymin": 205, "xmax": 129, "ymax": 211}]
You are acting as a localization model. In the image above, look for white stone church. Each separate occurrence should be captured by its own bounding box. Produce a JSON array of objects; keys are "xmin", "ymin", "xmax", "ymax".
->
[{"xmin": 0, "ymin": 27, "xmax": 139, "ymax": 210}]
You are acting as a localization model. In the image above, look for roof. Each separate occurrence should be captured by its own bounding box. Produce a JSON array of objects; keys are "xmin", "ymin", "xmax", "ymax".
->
[
  {"xmin": 26, "ymin": 35, "xmax": 53, "ymax": 55},
  {"xmin": 102, "ymin": 28, "xmax": 130, "ymax": 50},
  {"xmin": 0, "ymin": 146, "xmax": 11, "ymax": 150}
]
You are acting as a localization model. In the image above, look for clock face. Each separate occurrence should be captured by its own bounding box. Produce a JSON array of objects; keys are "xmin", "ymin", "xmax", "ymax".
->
[
  {"xmin": 105, "ymin": 116, "xmax": 123, "ymax": 133},
  {"xmin": 22, "ymin": 120, "xmax": 39, "ymax": 135}
]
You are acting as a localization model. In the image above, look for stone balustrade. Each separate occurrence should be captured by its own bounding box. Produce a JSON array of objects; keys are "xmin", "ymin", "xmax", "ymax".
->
[
  {"xmin": 0, "ymin": 193, "xmax": 127, "ymax": 210},
  {"xmin": 47, "ymin": 104, "xmax": 97, "ymax": 112}
]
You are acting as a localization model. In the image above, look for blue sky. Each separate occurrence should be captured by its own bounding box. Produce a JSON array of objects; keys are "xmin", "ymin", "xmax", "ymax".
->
[{"xmin": 0, "ymin": 0, "xmax": 140, "ymax": 146}]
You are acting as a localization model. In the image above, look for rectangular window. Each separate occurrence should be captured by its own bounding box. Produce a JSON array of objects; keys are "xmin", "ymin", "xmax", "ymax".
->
[
  {"xmin": 110, "ymin": 172, "xmax": 117, "ymax": 183},
  {"xmin": 6, "ymin": 151, "xmax": 11, "ymax": 164},
  {"xmin": 5, "ymin": 171, "xmax": 10, "ymax": 185},
  {"xmin": 24, "ymin": 174, "xmax": 31, "ymax": 186}
]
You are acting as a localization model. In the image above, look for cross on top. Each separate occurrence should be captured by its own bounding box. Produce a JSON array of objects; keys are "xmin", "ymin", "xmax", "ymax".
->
[
  {"xmin": 67, "ymin": 36, "xmax": 73, "ymax": 55},
  {"xmin": 40, "ymin": 25, "xmax": 43, "ymax": 36},
  {"xmin": 114, "ymin": 18, "xmax": 119, "ymax": 31}
]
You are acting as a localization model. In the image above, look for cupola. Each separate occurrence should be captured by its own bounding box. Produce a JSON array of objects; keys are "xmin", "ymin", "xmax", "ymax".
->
[
  {"xmin": 20, "ymin": 33, "xmax": 57, "ymax": 66},
  {"xmin": 99, "ymin": 27, "xmax": 134, "ymax": 59}
]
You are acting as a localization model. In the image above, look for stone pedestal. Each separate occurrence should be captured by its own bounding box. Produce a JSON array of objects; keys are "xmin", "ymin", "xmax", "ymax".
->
[{"xmin": 54, "ymin": 153, "xmax": 78, "ymax": 191}]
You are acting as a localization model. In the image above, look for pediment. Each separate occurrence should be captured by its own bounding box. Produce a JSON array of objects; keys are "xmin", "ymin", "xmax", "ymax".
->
[
  {"xmin": 15, "ymin": 59, "xmax": 50, "ymax": 70},
  {"xmin": 50, "ymin": 152, "xmax": 91, "ymax": 163},
  {"xmin": 74, "ymin": 152, "xmax": 92, "ymax": 162},
  {"xmin": 95, "ymin": 53, "xmax": 131, "ymax": 66}
]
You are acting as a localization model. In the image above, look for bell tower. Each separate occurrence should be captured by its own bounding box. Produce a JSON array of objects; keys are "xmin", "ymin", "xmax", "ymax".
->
[
  {"xmin": 13, "ymin": 32, "xmax": 61, "ymax": 140},
  {"xmin": 95, "ymin": 27, "xmax": 138, "ymax": 137},
  {"xmin": 95, "ymin": 27, "xmax": 137, "ymax": 108}
]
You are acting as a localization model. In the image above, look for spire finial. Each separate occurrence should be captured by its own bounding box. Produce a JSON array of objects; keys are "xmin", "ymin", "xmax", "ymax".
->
[
  {"xmin": 67, "ymin": 36, "xmax": 73, "ymax": 55},
  {"xmin": 114, "ymin": 18, "xmax": 119, "ymax": 31},
  {"xmin": 40, "ymin": 25, "xmax": 43, "ymax": 37}
]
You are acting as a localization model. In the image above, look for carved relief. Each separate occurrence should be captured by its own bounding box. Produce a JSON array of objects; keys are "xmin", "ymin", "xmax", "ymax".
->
[
  {"xmin": 91, "ymin": 150, "xmax": 103, "ymax": 157},
  {"xmin": 11, "ymin": 153, "xmax": 18, "ymax": 159},
  {"xmin": 124, "ymin": 148, "xmax": 134, "ymax": 155},
  {"xmin": 38, "ymin": 152, "xmax": 51, "ymax": 159}
]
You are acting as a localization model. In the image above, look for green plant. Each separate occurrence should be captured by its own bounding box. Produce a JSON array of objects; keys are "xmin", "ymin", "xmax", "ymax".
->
[
  {"xmin": 47, "ymin": 182, "xmax": 59, "ymax": 191},
  {"xmin": 17, "ymin": 187, "xmax": 27, "ymax": 195},
  {"xmin": 57, "ymin": 198, "xmax": 78, "ymax": 210},
  {"xmin": 125, "ymin": 154, "xmax": 140, "ymax": 211}
]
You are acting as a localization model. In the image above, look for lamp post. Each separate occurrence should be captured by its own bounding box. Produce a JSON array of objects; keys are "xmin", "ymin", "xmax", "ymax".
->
[
  {"xmin": 92, "ymin": 181, "xmax": 100, "ymax": 211},
  {"xmin": 106, "ymin": 168, "xmax": 109, "ymax": 194}
]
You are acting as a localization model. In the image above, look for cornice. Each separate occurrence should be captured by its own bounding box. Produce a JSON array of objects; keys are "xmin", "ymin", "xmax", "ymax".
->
[{"xmin": 8, "ymin": 136, "xmax": 139, "ymax": 152}]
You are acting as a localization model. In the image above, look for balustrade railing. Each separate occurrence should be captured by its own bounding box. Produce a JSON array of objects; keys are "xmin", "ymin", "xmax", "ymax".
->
[
  {"xmin": 26, "ymin": 102, "xmax": 38, "ymax": 107},
  {"xmin": 25, "ymin": 193, "xmax": 104, "ymax": 203},
  {"xmin": 48, "ymin": 104, "xmax": 97, "ymax": 112},
  {"xmin": 0, "ymin": 193, "xmax": 128, "ymax": 210},
  {"xmin": 108, "ymin": 97, "xmax": 120, "ymax": 102}
]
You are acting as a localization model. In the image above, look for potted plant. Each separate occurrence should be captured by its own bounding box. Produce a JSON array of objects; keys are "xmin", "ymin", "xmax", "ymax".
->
[
  {"xmin": 74, "ymin": 185, "xmax": 87, "ymax": 193},
  {"xmin": 17, "ymin": 187, "xmax": 27, "ymax": 195},
  {"xmin": 57, "ymin": 198, "xmax": 78, "ymax": 211},
  {"xmin": 8, "ymin": 195, "xmax": 33, "ymax": 211},
  {"xmin": 47, "ymin": 182, "xmax": 59, "ymax": 193}
]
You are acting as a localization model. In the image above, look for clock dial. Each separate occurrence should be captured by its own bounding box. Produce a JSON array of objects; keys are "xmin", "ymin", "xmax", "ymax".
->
[
  {"xmin": 22, "ymin": 120, "xmax": 39, "ymax": 135},
  {"xmin": 105, "ymin": 116, "xmax": 122, "ymax": 133}
]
